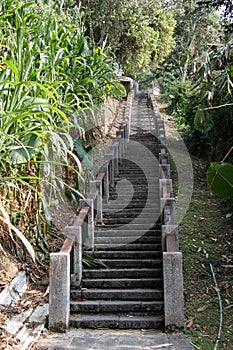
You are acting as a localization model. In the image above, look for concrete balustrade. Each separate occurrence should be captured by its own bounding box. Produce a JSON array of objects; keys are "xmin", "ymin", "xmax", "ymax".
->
[
  {"xmin": 48, "ymin": 78, "xmax": 135, "ymax": 332},
  {"xmin": 149, "ymin": 90, "xmax": 184, "ymax": 332},
  {"xmin": 90, "ymin": 180, "xmax": 103, "ymax": 224},
  {"xmin": 104, "ymin": 153, "xmax": 114, "ymax": 187},
  {"xmin": 163, "ymin": 252, "xmax": 184, "ymax": 331},
  {"xmin": 159, "ymin": 164, "xmax": 171, "ymax": 179},
  {"xmin": 162, "ymin": 225, "xmax": 179, "ymax": 252},
  {"xmin": 49, "ymin": 252, "xmax": 70, "ymax": 331},
  {"xmin": 79, "ymin": 199, "xmax": 94, "ymax": 250}
]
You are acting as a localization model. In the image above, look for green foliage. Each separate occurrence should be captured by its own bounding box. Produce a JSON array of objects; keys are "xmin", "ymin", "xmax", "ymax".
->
[
  {"xmin": 161, "ymin": 38, "xmax": 233, "ymax": 160},
  {"xmin": 161, "ymin": 74, "xmax": 198, "ymax": 127},
  {"xmin": 207, "ymin": 162, "xmax": 233, "ymax": 198},
  {"xmin": 161, "ymin": 0, "xmax": 223, "ymax": 80},
  {"xmin": 80, "ymin": 0, "xmax": 176, "ymax": 78},
  {"xmin": 197, "ymin": 0, "xmax": 233, "ymax": 20},
  {"xmin": 73, "ymin": 138, "xmax": 93, "ymax": 171},
  {"xmin": 0, "ymin": 0, "xmax": 125, "ymax": 261}
]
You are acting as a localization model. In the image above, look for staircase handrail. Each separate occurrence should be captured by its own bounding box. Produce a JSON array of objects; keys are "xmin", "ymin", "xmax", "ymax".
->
[
  {"xmin": 48, "ymin": 85, "xmax": 134, "ymax": 332},
  {"xmin": 149, "ymin": 89, "xmax": 185, "ymax": 331}
]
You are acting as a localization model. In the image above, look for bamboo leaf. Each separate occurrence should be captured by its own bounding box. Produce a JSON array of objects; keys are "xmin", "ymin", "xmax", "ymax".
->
[{"xmin": 3, "ymin": 60, "xmax": 19, "ymax": 79}]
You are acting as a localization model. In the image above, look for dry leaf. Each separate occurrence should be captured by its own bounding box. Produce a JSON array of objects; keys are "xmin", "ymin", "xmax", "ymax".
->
[
  {"xmin": 186, "ymin": 318, "xmax": 194, "ymax": 328},
  {"xmin": 197, "ymin": 305, "xmax": 208, "ymax": 312},
  {"xmin": 0, "ymin": 215, "xmax": 35, "ymax": 262}
]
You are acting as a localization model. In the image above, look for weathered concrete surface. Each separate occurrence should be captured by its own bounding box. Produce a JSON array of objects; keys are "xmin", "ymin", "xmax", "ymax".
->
[
  {"xmin": 36, "ymin": 329, "xmax": 194, "ymax": 350},
  {"xmin": 0, "ymin": 270, "xmax": 28, "ymax": 307},
  {"xmin": 49, "ymin": 252, "xmax": 70, "ymax": 331},
  {"xmin": 2, "ymin": 303, "xmax": 48, "ymax": 350},
  {"xmin": 163, "ymin": 252, "xmax": 184, "ymax": 331}
]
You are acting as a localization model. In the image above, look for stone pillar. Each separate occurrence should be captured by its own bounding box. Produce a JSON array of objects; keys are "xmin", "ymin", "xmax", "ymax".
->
[
  {"xmin": 49, "ymin": 252, "xmax": 70, "ymax": 331},
  {"xmin": 100, "ymin": 162, "xmax": 109, "ymax": 202},
  {"xmin": 64, "ymin": 225, "xmax": 82, "ymax": 287},
  {"xmin": 104, "ymin": 153, "xmax": 114, "ymax": 187},
  {"xmin": 90, "ymin": 180, "xmax": 102, "ymax": 224},
  {"xmin": 163, "ymin": 252, "xmax": 184, "ymax": 331},
  {"xmin": 159, "ymin": 164, "xmax": 171, "ymax": 179},
  {"xmin": 80, "ymin": 199, "xmax": 94, "ymax": 250}
]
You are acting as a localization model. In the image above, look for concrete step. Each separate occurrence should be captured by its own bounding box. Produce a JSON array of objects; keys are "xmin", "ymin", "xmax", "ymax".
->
[
  {"xmin": 82, "ymin": 278, "xmax": 163, "ymax": 289},
  {"xmin": 86, "ymin": 250, "xmax": 161, "ymax": 259},
  {"xmin": 103, "ymin": 208, "xmax": 160, "ymax": 213},
  {"xmin": 69, "ymin": 314, "xmax": 164, "ymax": 329},
  {"xmin": 102, "ymin": 218, "xmax": 160, "ymax": 225},
  {"xmin": 103, "ymin": 207, "xmax": 160, "ymax": 212},
  {"xmin": 100, "ymin": 259, "xmax": 162, "ymax": 268},
  {"xmin": 95, "ymin": 236, "xmax": 160, "ymax": 244},
  {"xmin": 103, "ymin": 204, "xmax": 160, "ymax": 210},
  {"xmin": 70, "ymin": 300, "xmax": 164, "ymax": 313},
  {"xmin": 102, "ymin": 212, "xmax": 160, "ymax": 219},
  {"xmin": 93, "ymin": 243, "xmax": 161, "ymax": 251},
  {"xmin": 103, "ymin": 212, "xmax": 160, "ymax": 221},
  {"xmin": 96, "ymin": 224, "xmax": 161, "ymax": 231},
  {"xmin": 82, "ymin": 268, "xmax": 162, "ymax": 279},
  {"xmin": 71, "ymin": 288, "xmax": 163, "ymax": 301},
  {"xmin": 94, "ymin": 229, "xmax": 161, "ymax": 237},
  {"xmin": 108, "ymin": 196, "xmax": 159, "ymax": 201}
]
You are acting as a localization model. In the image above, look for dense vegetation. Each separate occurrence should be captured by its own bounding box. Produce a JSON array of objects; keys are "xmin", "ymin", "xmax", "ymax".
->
[
  {"xmin": 0, "ymin": 0, "xmax": 125, "ymax": 263},
  {"xmin": 158, "ymin": 0, "xmax": 233, "ymax": 208},
  {"xmin": 0, "ymin": 0, "xmax": 179, "ymax": 264},
  {"xmin": 0, "ymin": 0, "xmax": 232, "ymax": 300},
  {"xmin": 80, "ymin": 0, "xmax": 176, "ymax": 78},
  {"xmin": 0, "ymin": 1, "xmax": 232, "ymax": 348}
]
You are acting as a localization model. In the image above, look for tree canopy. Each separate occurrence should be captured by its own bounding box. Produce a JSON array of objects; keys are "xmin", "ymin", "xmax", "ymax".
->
[
  {"xmin": 79, "ymin": 0, "xmax": 176, "ymax": 77},
  {"xmin": 197, "ymin": 0, "xmax": 233, "ymax": 19}
]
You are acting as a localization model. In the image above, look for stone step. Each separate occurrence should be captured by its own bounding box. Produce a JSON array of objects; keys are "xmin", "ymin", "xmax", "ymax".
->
[
  {"xmin": 102, "ymin": 213, "xmax": 160, "ymax": 219},
  {"xmin": 71, "ymin": 288, "xmax": 163, "ymax": 301},
  {"xmin": 93, "ymin": 243, "xmax": 161, "ymax": 251},
  {"xmin": 103, "ymin": 204, "xmax": 159, "ymax": 209},
  {"xmin": 102, "ymin": 218, "xmax": 160, "ymax": 225},
  {"xmin": 95, "ymin": 236, "xmax": 160, "ymax": 244},
  {"xmin": 70, "ymin": 300, "xmax": 164, "ymax": 313},
  {"xmin": 109, "ymin": 188, "xmax": 158, "ymax": 193},
  {"xmin": 82, "ymin": 268, "xmax": 162, "ymax": 279},
  {"xmin": 113, "ymin": 183, "xmax": 157, "ymax": 187},
  {"xmin": 69, "ymin": 314, "xmax": 164, "ymax": 329},
  {"xmin": 110, "ymin": 187, "xmax": 158, "ymax": 192},
  {"xmin": 82, "ymin": 278, "xmax": 162, "ymax": 289},
  {"xmin": 86, "ymin": 250, "xmax": 161, "ymax": 259},
  {"xmin": 96, "ymin": 224, "xmax": 161, "ymax": 231},
  {"xmin": 107, "ymin": 196, "xmax": 159, "ymax": 201},
  {"xmin": 103, "ymin": 206, "xmax": 160, "ymax": 211},
  {"xmin": 94, "ymin": 229, "xmax": 161, "ymax": 236},
  {"xmin": 117, "ymin": 174, "xmax": 158, "ymax": 178},
  {"xmin": 114, "ymin": 177, "xmax": 158, "ymax": 181},
  {"xmin": 100, "ymin": 259, "xmax": 162, "ymax": 268},
  {"xmin": 115, "ymin": 177, "xmax": 158, "ymax": 182}
]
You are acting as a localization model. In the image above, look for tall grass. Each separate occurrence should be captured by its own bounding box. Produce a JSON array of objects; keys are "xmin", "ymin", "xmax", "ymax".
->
[{"xmin": 0, "ymin": 0, "xmax": 125, "ymax": 263}]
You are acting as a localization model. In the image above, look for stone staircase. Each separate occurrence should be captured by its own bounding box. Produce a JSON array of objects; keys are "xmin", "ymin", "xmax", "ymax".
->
[{"xmin": 69, "ymin": 92, "xmax": 164, "ymax": 329}]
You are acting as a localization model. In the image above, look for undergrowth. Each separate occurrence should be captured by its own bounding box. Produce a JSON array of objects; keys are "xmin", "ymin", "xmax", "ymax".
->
[{"xmin": 178, "ymin": 159, "xmax": 233, "ymax": 349}]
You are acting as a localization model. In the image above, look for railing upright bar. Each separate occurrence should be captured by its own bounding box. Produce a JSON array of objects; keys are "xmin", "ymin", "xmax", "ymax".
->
[{"xmin": 79, "ymin": 199, "xmax": 94, "ymax": 251}]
